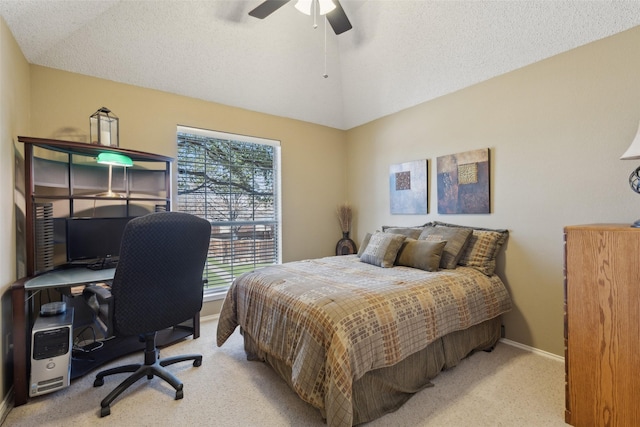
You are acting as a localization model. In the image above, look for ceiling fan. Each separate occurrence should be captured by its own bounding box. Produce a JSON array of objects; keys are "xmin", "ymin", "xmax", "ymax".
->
[{"xmin": 249, "ymin": 0, "xmax": 353, "ymax": 35}]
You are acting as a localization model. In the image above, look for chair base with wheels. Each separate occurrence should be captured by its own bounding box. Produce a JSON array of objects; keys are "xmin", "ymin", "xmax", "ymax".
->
[{"xmin": 93, "ymin": 331, "xmax": 202, "ymax": 417}]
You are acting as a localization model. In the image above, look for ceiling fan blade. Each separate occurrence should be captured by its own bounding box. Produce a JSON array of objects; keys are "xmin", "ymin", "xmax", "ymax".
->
[
  {"xmin": 248, "ymin": 0, "xmax": 291, "ymax": 19},
  {"xmin": 326, "ymin": 0, "xmax": 352, "ymax": 35}
]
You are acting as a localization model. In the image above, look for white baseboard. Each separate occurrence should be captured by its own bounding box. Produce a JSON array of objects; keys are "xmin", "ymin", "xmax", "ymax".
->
[
  {"xmin": 500, "ymin": 338, "xmax": 564, "ymax": 363},
  {"xmin": 0, "ymin": 387, "xmax": 14, "ymax": 426}
]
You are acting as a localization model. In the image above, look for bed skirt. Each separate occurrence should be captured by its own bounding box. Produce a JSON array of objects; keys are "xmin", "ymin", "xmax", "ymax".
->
[{"xmin": 242, "ymin": 316, "xmax": 502, "ymax": 426}]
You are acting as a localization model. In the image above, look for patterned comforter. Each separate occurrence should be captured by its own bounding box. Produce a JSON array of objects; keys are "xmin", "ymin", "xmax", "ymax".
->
[{"xmin": 216, "ymin": 255, "xmax": 511, "ymax": 426}]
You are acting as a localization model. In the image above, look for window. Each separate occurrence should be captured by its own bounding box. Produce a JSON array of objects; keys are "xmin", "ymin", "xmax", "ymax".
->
[{"xmin": 176, "ymin": 126, "xmax": 281, "ymax": 296}]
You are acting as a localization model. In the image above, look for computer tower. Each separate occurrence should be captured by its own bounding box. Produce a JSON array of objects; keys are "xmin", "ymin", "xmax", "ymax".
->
[{"xmin": 29, "ymin": 308, "xmax": 73, "ymax": 397}]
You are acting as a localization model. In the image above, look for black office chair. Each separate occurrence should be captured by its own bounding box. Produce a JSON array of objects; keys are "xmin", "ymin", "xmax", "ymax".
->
[{"xmin": 88, "ymin": 212, "xmax": 211, "ymax": 417}]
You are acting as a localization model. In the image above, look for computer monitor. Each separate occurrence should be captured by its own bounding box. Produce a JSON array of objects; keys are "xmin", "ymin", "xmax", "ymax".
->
[{"xmin": 65, "ymin": 217, "xmax": 136, "ymax": 264}]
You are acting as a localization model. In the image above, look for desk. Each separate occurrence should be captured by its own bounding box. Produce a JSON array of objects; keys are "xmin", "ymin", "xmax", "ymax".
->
[
  {"xmin": 11, "ymin": 267, "xmax": 200, "ymax": 406},
  {"xmin": 25, "ymin": 267, "xmax": 116, "ymax": 290}
]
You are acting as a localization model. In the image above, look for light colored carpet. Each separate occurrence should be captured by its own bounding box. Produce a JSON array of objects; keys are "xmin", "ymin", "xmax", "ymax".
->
[{"xmin": 4, "ymin": 318, "xmax": 567, "ymax": 426}]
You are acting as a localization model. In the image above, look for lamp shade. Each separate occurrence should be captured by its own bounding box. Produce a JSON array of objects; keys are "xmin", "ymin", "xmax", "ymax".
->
[
  {"xmin": 96, "ymin": 152, "xmax": 133, "ymax": 167},
  {"xmin": 620, "ymin": 120, "xmax": 640, "ymax": 160}
]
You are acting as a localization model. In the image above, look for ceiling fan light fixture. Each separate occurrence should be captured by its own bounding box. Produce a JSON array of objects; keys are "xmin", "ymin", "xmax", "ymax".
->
[
  {"xmin": 294, "ymin": 0, "xmax": 312, "ymax": 15},
  {"xmin": 318, "ymin": 0, "xmax": 336, "ymax": 15},
  {"xmin": 295, "ymin": 0, "xmax": 335, "ymax": 16}
]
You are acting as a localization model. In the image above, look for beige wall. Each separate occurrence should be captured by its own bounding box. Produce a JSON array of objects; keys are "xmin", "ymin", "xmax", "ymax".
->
[
  {"xmin": 346, "ymin": 26, "xmax": 640, "ymax": 356},
  {"xmin": 28, "ymin": 66, "xmax": 348, "ymax": 263},
  {"xmin": 0, "ymin": 16, "xmax": 31, "ymax": 410}
]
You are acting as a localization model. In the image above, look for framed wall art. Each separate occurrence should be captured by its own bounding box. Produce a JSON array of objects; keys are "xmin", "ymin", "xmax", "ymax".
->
[
  {"xmin": 437, "ymin": 148, "xmax": 490, "ymax": 214},
  {"xmin": 389, "ymin": 159, "xmax": 428, "ymax": 214}
]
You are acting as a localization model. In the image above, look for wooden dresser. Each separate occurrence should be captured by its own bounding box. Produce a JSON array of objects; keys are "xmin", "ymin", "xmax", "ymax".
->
[{"xmin": 564, "ymin": 224, "xmax": 640, "ymax": 426}]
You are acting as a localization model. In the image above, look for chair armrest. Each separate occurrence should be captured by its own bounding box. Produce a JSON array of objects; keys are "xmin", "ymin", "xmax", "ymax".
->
[
  {"xmin": 82, "ymin": 284, "xmax": 112, "ymax": 304},
  {"xmin": 82, "ymin": 285, "xmax": 114, "ymax": 338}
]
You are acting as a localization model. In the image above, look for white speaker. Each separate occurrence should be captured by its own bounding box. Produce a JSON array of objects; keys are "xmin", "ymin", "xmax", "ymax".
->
[{"xmin": 30, "ymin": 308, "xmax": 73, "ymax": 397}]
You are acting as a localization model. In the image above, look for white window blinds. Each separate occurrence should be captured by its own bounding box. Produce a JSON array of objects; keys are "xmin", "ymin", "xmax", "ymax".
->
[{"xmin": 176, "ymin": 126, "xmax": 281, "ymax": 293}]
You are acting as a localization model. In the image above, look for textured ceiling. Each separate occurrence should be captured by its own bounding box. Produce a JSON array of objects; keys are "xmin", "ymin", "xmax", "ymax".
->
[{"xmin": 2, "ymin": 1, "xmax": 640, "ymax": 130}]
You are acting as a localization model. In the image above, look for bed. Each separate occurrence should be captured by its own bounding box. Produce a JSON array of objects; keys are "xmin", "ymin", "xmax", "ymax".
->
[{"xmin": 217, "ymin": 222, "xmax": 512, "ymax": 426}]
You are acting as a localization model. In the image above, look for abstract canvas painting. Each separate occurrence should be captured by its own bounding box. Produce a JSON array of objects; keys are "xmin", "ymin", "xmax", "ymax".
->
[
  {"xmin": 390, "ymin": 160, "xmax": 428, "ymax": 214},
  {"xmin": 437, "ymin": 148, "xmax": 490, "ymax": 214}
]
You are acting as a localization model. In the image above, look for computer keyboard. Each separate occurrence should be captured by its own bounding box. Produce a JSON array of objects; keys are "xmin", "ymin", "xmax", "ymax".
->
[{"xmin": 87, "ymin": 259, "xmax": 119, "ymax": 270}]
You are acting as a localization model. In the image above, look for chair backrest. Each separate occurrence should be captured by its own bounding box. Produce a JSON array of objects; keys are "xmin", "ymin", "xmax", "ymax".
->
[{"xmin": 110, "ymin": 212, "xmax": 211, "ymax": 336}]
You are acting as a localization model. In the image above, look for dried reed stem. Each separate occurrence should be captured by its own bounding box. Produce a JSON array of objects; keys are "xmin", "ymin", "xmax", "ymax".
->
[{"xmin": 336, "ymin": 203, "xmax": 352, "ymax": 233}]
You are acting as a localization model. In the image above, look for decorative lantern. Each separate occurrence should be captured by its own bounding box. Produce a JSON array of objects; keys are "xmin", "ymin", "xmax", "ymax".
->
[{"xmin": 90, "ymin": 107, "xmax": 119, "ymax": 147}]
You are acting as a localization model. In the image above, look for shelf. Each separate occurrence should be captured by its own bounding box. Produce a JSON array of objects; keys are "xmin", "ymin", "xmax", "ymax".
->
[
  {"xmin": 18, "ymin": 136, "xmax": 173, "ymax": 163},
  {"xmin": 32, "ymin": 195, "xmax": 170, "ymax": 202},
  {"xmin": 19, "ymin": 136, "xmax": 174, "ymax": 273},
  {"xmin": 70, "ymin": 326, "xmax": 193, "ymax": 380}
]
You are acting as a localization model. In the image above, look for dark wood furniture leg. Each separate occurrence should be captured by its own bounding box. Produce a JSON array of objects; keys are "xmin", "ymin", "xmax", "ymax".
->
[{"xmin": 11, "ymin": 279, "xmax": 28, "ymax": 406}]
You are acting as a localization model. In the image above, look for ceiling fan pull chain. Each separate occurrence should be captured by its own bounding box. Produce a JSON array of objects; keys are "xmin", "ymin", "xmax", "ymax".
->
[
  {"xmin": 313, "ymin": 0, "xmax": 318, "ymax": 29},
  {"xmin": 323, "ymin": 16, "xmax": 329, "ymax": 78}
]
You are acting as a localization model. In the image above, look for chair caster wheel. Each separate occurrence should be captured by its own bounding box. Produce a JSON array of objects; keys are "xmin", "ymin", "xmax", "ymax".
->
[
  {"xmin": 94, "ymin": 378, "xmax": 104, "ymax": 387},
  {"xmin": 100, "ymin": 406, "xmax": 111, "ymax": 417},
  {"xmin": 147, "ymin": 374, "xmax": 154, "ymax": 380},
  {"xmin": 175, "ymin": 389, "xmax": 184, "ymax": 400},
  {"xmin": 193, "ymin": 359, "xmax": 202, "ymax": 367}
]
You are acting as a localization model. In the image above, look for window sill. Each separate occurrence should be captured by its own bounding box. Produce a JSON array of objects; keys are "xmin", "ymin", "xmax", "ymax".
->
[{"xmin": 204, "ymin": 288, "xmax": 229, "ymax": 302}]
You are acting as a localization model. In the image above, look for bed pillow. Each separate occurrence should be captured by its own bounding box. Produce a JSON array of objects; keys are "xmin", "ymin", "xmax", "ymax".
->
[
  {"xmin": 418, "ymin": 226, "xmax": 472, "ymax": 269},
  {"xmin": 357, "ymin": 232, "xmax": 372, "ymax": 257},
  {"xmin": 381, "ymin": 223, "xmax": 432, "ymax": 231},
  {"xmin": 360, "ymin": 231, "xmax": 406, "ymax": 268},
  {"xmin": 383, "ymin": 227, "xmax": 424, "ymax": 239},
  {"xmin": 432, "ymin": 221, "xmax": 509, "ymax": 276},
  {"xmin": 395, "ymin": 239, "xmax": 447, "ymax": 272}
]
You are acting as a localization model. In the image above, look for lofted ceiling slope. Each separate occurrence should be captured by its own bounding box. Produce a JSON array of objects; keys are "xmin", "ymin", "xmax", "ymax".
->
[{"xmin": 1, "ymin": 1, "xmax": 640, "ymax": 130}]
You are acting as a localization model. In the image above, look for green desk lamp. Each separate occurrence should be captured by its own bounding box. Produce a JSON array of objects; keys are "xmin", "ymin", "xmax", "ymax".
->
[{"xmin": 96, "ymin": 152, "xmax": 133, "ymax": 198}]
